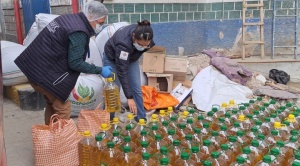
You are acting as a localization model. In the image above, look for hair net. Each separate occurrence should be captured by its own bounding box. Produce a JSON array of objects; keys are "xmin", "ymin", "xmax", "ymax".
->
[{"xmin": 83, "ymin": 1, "xmax": 109, "ymax": 21}]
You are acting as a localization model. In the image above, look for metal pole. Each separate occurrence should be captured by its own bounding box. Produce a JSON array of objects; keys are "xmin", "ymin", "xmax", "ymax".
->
[
  {"xmin": 72, "ymin": 0, "xmax": 78, "ymax": 14},
  {"xmin": 0, "ymin": 40, "xmax": 7, "ymax": 166},
  {"xmin": 294, "ymin": 0, "xmax": 298, "ymax": 59},
  {"xmin": 13, "ymin": 0, "xmax": 23, "ymax": 44},
  {"xmin": 271, "ymin": 0, "xmax": 276, "ymax": 59}
]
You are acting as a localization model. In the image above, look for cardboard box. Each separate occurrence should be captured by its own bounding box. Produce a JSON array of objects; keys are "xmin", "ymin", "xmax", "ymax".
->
[
  {"xmin": 170, "ymin": 81, "xmax": 193, "ymax": 109},
  {"xmin": 146, "ymin": 73, "xmax": 173, "ymax": 93},
  {"xmin": 164, "ymin": 57, "xmax": 188, "ymax": 81},
  {"xmin": 142, "ymin": 46, "xmax": 166, "ymax": 73}
]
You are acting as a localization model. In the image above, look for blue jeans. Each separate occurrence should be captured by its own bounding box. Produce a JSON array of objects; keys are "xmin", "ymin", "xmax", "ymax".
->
[{"xmin": 103, "ymin": 53, "xmax": 146, "ymax": 121}]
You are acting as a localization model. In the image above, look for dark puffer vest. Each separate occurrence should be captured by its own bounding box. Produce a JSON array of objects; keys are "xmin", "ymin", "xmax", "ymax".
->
[{"xmin": 15, "ymin": 12, "xmax": 95, "ymax": 102}]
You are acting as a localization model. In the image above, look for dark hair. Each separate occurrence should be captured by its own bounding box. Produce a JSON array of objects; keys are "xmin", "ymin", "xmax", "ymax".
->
[{"xmin": 133, "ymin": 20, "xmax": 153, "ymax": 41}]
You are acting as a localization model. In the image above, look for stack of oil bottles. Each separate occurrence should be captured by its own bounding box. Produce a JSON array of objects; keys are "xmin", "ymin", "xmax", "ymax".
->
[{"xmin": 78, "ymin": 97, "xmax": 300, "ymax": 166}]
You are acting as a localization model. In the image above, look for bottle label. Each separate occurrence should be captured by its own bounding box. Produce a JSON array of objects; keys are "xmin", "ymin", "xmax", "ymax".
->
[
  {"xmin": 193, "ymin": 134, "xmax": 201, "ymax": 142},
  {"xmin": 267, "ymin": 137, "xmax": 276, "ymax": 143},
  {"xmin": 250, "ymin": 146, "xmax": 259, "ymax": 156},
  {"xmin": 240, "ymin": 154, "xmax": 251, "ymax": 164},
  {"xmin": 237, "ymin": 137, "xmax": 244, "ymax": 144},
  {"xmin": 211, "ymin": 137, "xmax": 219, "ymax": 147},
  {"xmin": 286, "ymin": 143, "xmax": 297, "ymax": 150},
  {"xmin": 220, "ymin": 153, "xmax": 229, "ymax": 160}
]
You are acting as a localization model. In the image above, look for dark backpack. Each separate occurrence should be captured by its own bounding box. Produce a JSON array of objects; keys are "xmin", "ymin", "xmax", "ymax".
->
[{"xmin": 269, "ymin": 69, "xmax": 290, "ymax": 85}]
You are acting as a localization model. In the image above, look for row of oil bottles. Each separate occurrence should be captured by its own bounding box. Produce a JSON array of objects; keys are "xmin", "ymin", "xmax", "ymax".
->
[{"xmin": 78, "ymin": 97, "xmax": 300, "ymax": 166}]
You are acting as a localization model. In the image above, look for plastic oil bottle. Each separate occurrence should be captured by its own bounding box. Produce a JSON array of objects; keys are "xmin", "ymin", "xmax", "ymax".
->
[
  {"xmin": 149, "ymin": 134, "xmax": 168, "ymax": 154},
  {"xmin": 257, "ymin": 155, "xmax": 272, "ymax": 166},
  {"xmin": 149, "ymin": 125, "xmax": 162, "ymax": 140},
  {"xmin": 101, "ymin": 142, "xmax": 121, "ymax": 166},
  {"xmin": 285, "ymin": 114, "xmax": 299, "ymax": 129},
  {"xmin": 195, "ymin": 115, "xmax": 204, "ymax": 128},
  {"xmin": 109, "ymin": 117, "xmax": 123, "ymax": 133},
  {"xmin": 98, "ymin": 123, "xmax": 112, "ymax": 143},
  {"xmin": 177, "ymin": 123, "xmax": 189, "ymax": 139},
  {"xmin": 239, "ymin": 147, "xmax": 256, "ymax": 166},
  {"xmin": 192, "ymin": 128, "xmax": 202, "ymax": 145},
  {"xmin": 78, "ymin": 131, "xmax": 93, "ymax": 166},
  {"xmin": 219, "ymin": 144, "xmax": 234, "ymax": 165},
  {"xmin": 246, "ymin": 126, "xmax": 259, "ymax": 141},
  {"xmin": 200, "ymin": 140, "xmax": 217, "ymax": 160},
  {"xmin": 156, "ymin": 146, "xmax": 173, "ymax": 165},
  {"xmin": 237, "ymin": 115, "xmax": 251, "ymax": 131},
  {"xmin": 236, "ymin": 130, "xmax": 250, "ymax": 149},
  {"xmin": 137, "ymin": 141, "xmax": 154, "ymax": 156},
  {"xmin": 201, "ymin": 122, "xmax": 211, "ymax": 140},
  {"xmin": 249, "ymin": 140, "xmax": 265, "ymax": 163},
  {"xmin": 121, "ymin": 124, "xmax": 138, "ymax": 142},
  {"xmin": 134, "ymin": 119, "xmax": 147, "ymax": 135},
  {"xmin": 163, "ymin": 128, "xmax": 180, "ymax": 144},
  {"xmin": 159, "ymin": 158, "xmax": 172, "ymax": 166},
  {"xmin": 273, "ymin": 121, "xmax": 289, "ymax": 141},
  {"xmin": 219, "ymin": 125, "xmax": 229, "ymax": 143},
  {"xmin": 118, "ymin": 146, "xmax": 140, "ymax": 166},
  {"xmin": 256, "ymin": 134, "xmax": 270, "ymax": 155},
  {"xmin": 133, "ymin": 152, "xmax": 156, "ymax": 166},
  {"xmin": 181, "ymin": 134, "xmax": 194, "ymax": 150},
  {"xmin": 159, "ymin": 110, "xmax": 169, "ymax": 123},
  {"xmin": 269, "ymin": 148, "xmax": 283, "ymax": 166},
  {"xmin": 91, "ymin": 134, "xmax": 106, "ymax": 166},
  {"xmin": 175, "ymin": 152, "xmax": 196, "ymax": 166},
  {"xmin": 169, "ymin": 140, "xmax": 181, "ymax": 165},
  {"xmin": 169, "ymin": 116, "xmax": 178, "ymax": 129},
  {"xmin": 111, "ymin": 130, "xmax": 123, "ymax": 148},
  {"xmin": 136, "ymin": 129, "xmax": 152, "ymax": 145},
  {"xmin": 284, "ymin": 136, "xmax": 300, "ymax": 164},
  {"xmin": 104, "ymin": 74, "xmax": 121, "ymax": 113},
  {"xmin": 190, "ymin": 146, "xmax": 202, "ymax": 166},
  {"xmin": 120, "ymin": 136, "xmax": 138, "ymax": 153},
  {"xmin": 207, "ymin": 151, "xmax": 225, "ymax": 166},
  {"xmin": 288, "ymin": 152, "xmax": 300, "ymax": 166},
  {"xmin": 186, "ymin": 118, "xmax": 195, "ymax": 133},
  {"xmin": 209, "ymin": 131, "xmax": 224, "ymax": 150},
  {"xmin": 228, "ymin": 136, "xmax": 242, "ymax": 161},
  {"xmin": 231, "ymin": 156, "xmax": 250, "ymax": 166},
  {"xmin": 124, "ymin": 113, "xmax": 137, "ymax": 129},
  {"xmin": 167, "ymin": 107, "xmax": 177, "ymax": 118},
  {"xmin": 160, "ymin": 121, "xmax": 169, "ymax": 137}
]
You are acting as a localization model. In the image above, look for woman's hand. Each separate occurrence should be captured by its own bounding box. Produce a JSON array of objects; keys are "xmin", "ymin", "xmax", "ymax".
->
[{"xmin": 127, "ymin": 99, "xmax": 137, "ymax": 114}]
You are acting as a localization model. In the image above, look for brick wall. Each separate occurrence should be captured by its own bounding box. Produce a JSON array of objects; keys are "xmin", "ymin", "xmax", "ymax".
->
[{"xmin": 2, "ymin": 8, "xmax": 25, "ymax": 43}]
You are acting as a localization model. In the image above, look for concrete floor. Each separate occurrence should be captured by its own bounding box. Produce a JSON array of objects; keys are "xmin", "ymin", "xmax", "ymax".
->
[{"xmin": 3, "ymin": 98, "xmax": 43, "ymax": 166}]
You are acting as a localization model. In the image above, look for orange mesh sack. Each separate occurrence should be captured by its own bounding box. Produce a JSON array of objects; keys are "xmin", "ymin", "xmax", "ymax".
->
[
  {"xmin": 77, "ymin": 103, "xmax": 110, "ymax": 136},
  {"xmin": 142, "ymin": 86, "xmax": 179, "ymax": 110},
  {"xmin": 32, "ymin": 114, "xmax": 82, "ymax": 166}
]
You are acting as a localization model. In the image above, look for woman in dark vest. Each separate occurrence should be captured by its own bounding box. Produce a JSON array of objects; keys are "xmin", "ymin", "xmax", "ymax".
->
[
  {"xmin": 104, "ymin": 20, "xmax": 155, "ymax": 121},
  {"xmin": 14, "ymin": 1, "xmax": 112, "ymax": 125}
]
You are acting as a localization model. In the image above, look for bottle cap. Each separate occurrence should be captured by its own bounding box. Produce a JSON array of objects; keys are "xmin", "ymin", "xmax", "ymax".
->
[
  {"xmin": 173, "ymin": 140, "xmax": 181, "ymax": 146},
  {"xmin": 253, "ymin": 110, "xmax": 260, "ymax": 115},
  {"xmin": 203, "ymin": 123, "xmax": 210, "ymax": 128},
  {"xmin": 181, "ymin": 152, "xmax": 190, "ymax": 160},
  {"xmin": 236, "ymin": 156, "xmax": 245, "ymax": 164},
  {"xmin": 234, "ymin": 122, "xmax": 240, "ymax": 127},
  {"xmin": 167, "ymin": 129, "xmax": 175, "ymax": 135},
  {"xmin": 249, "ymin": 100, "xmax": 255, "ymax": 103},
  {"xmin": 257, "ymin": 97, "xmax": 262, "ymax": 101},
  {"xmin": 159, "ymin": 110, "xmax": 166, "ymax": 116},
  {"xmin": 162, "ymin": 121, "xmax": 169, "ymax": 126},
  {"xmin": 123, "ymin": 146, "xmax": 131, "ymax": 153},
  {"xmin": 140, "ymin": 130, "xmax": 147, "ymax": 136},
  {"xmin": 255, "ymin": 120, "xmax": 262, "ymax": 126},
  {"xmin": 124, "ymin": 136, "xmax": 131, "ymax": 142},
  {"xmin": 251, "ymin": 140, "xmax": 259, "ymax": 147},
  {"xmin": 211, "ymin": 152, "xmax": 220, "ymax": 158},
  {"xmin": 291, "ymin": 130, "xmax": 299, "ymax": 136},
  {"xmin": 187, "ymin": 118, "xmax": 193, "ymax": 124},
  {"xmin": 258, "ymin": 134, "xmax": 265, "ymax": 140},
  {"xmin": 225, "ymin": 113, "xmax": 231, "ymax": 118},
  {"xmin": 183, "ymin": 111, "xmax": 189, "ymax": 116},
  {"xmin": 290, "ymin": 136, "xmax": 298, "ymax": 142},
  {"xmin": 142, "ymin": 152, "xmax": 150, "ymax": 160},
  {"xmin": 239, "ymin": 106, "xmax": 246, "ymax": 111},
  {"xmin": 203, "ymin": 161, "xmax": 212, "ymax": 166},
  {"xmin": 189, "ymin": 109, "xmax": 195, "ymax": 114},
  {"xmin": 83, "ymin": 131, "xmax": 91, "ymax": 137},
  {"xmin": 221, "ymin": 144, "xmax": 229, "ymax": 150},
  {"xmin": 237, "ymin": 130, "xmax": 244, "ymax": 137},
  {"xmin": 270, "ymin": 148, "xmax": 280, "ymax": 156},
  {"xmin": 178, "ymin": 123, "xmax": 186, "ymax": 129},
  {"xmin": 286, "ymin": 102, "xmax": 292, "ymax": 107},
  {"xmin": 212, "ymin": 107, "xmax": 218, "ymax": 113},
  {"xmin": 220, "ymin": 125, "xmax": 227, "ymax": 131},
  {"xmin": 107, "ymin": 142, "xmax": 115, "ymax": 148},
  {"xmin": 203, "ymin": 140, "xmax": 211, "ymax": 146},
  {"xmin": 280, "ymin": 106, "xmax": 286, "ymax": 111},
  {"xmin": 95, "ymin": 134, "xmax": 103, "ymax": 141},
  {"xmin": 219, "ymin": 117, "xmax": 225, "ymax": 123},
  {"xmin": 251, "ymin": 127, "xmax": 258, "ymax": 133},
  {"xmin": 232, "ymin": 110, "xmax": 238, "ymax": 114},
  {"xmin": 211, "ymin": 131, "xmax": 219, "ymax": 136},
  {"xmin": 229, "ymin": 99, "xmax": 235, "ymax": 105},
  {"xmin": 112, "ymin": 117, "xmax": 119, "ymax": 124},
  {"xmin": 274, "ymin": 122, "xmax": 282, "ymax": 129},
  {"xmin": 107, "ymin": 77, "xmax": 113, "ymax": 82},
  {"xmin": 152, "ymin": 125, "xmax": 159, "ymax": 131},
  {"xmin": 167, "ymin": 107, "xmax": 173, "ymax": 111},
  {"xmin": 127, "ymin": 114, "xmax": 134, "ymax": 120},
  {"xmin": 160, "ymin": 158, "xmax": 169, "ymax": 165},
  {"xmin": 264, "ymin": 117, "xmax": 271, "ymax": 122},
  {"xmin": 276, "ymin": 140, "xmax": 285, "ymax": 147},
  {"xmin": 207, "ymin": 111, "xmax": 214, "ymax": 117},
  {"xmin": 271, "ymin": 130, "xmax": 279, "ymax": 136},
  {"xmin": 155, "ymin": 134, "xmax": 162, "ymax": 141},
  {"xmin": 295, "ymin": 152, "xmax": 300, "ymax": 160},
  {"xmin": 151, "ymin": 114, "xmax": 158, "ymax": 119},
  {"xmin": 170, "ymin": 116, "xmax": 177, "ymax": 122},
  {"xmin": 221, "ymin": 102, "xmax": 227, "ymax": 108},
  {"xmin": 160, "ymin": 146, "xmax": 168, "ymax": 154},
  {"xmin": 246, "ymin": 114, "xmax": 253, "ymax": 119},
  {"xmin": 244, "ymin": 103, "xmax": 250, "ymax": 107},
  {"xmin": 194, "ymin": 128, "xmax": 201, "ymax": 134},
  {"xmin": 242, "ymin": 147, "xmax": 251, "ymax": 154},
  {"xmin": 141, "ymin": 141, "xmax": 149, "ymax": 148},
  {"xmin": 112, "ymin": 130, "xmax": 120, "ymax": 137},
  {"xmin": 197, "ymin": 116, "xmax": 204, "ymax": 120},
  {"xmin": 264, "ymin": 103, "xmax": 269, "ymax": 107},
  {"xmin": 270, "ymin": 113, "xmax": 277, "ymax": 118},
  {"xmin": 262, "ymin": 155, "xmax": 272, "ymax": 163},
  {"xmin": 292, "ymin": 161, "xmax": 300, "ymax": 166},
  {"xmin": 138, "ymin": 119, "xmax": 146, "ymax": 125},
  {"xmin": 270, "ymin": 100, "xmax": 276, "ymax": 104},
  {"xmin": 260, "ymin": 107, "xmax": 266, "ymax": 111},
  {"xmin": 238, "ymin": 115, "xmax": 246, "ymax": 121},
  {"xmin": 125, "ymin": 125, "xmax": 132, "ymax": 130},
  {"xmin": 283, "ymin": 121, "xmax": 290, "ymax": 126},
  {"xmin": 229, "ymin": 136, "xmax": 237, "ymax": 142},
  {"xmin": 191, "ymin": 146, "xmax": 200, "ymax": 153},
  {"xmin": 185, "ymin": 134, "xmax": 193, "ymax": 140}
]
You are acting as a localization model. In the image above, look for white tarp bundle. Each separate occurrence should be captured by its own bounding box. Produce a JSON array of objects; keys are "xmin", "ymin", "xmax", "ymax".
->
[
  {"xmin": 1, "ymin": 41, "xmax": 28, "ymax": 86},
  {"xmin": 192, "ymin": 66, "xmax": 253, "ymax": 112}
]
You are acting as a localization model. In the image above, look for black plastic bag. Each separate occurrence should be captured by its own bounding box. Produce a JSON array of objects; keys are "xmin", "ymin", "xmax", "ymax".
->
[{"xmin": 269, "ymin": 69, "xmax": 290, "ymax": 85}]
